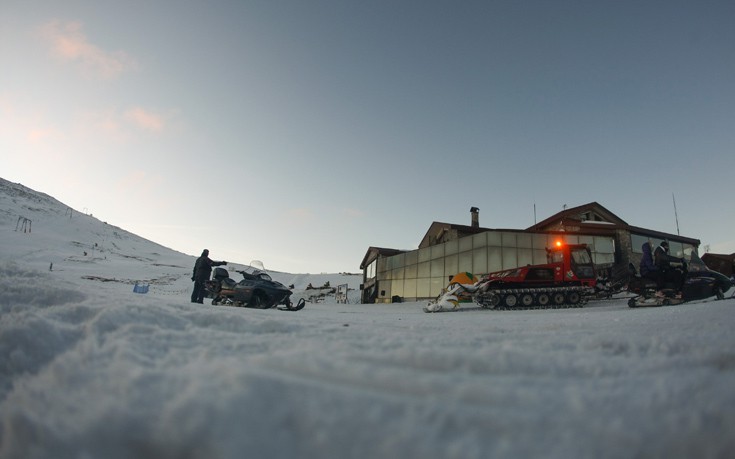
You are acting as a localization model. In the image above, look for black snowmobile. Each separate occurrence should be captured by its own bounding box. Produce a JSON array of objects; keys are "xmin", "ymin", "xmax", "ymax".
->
[
  {"xmin": 204, "ymin": 262, "xmax": 305, "ymax": 311},
  {"xmin": 627, "ymin": 251, "xmax": 732, "ymax": 308}
]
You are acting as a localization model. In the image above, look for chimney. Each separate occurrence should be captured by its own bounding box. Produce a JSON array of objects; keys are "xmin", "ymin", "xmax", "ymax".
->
[{"xmin": 470, "ymin": 207, "xmax": 480, "ymax": 228}]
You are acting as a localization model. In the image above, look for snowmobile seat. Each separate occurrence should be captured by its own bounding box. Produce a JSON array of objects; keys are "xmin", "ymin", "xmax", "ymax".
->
[
  {"xmin": 221, "ymin": 277, "xmax": 237, "ymax": 289},
  {"xmin": 213, "ymin": 267, "xmax": 229, "ymax": 280}
]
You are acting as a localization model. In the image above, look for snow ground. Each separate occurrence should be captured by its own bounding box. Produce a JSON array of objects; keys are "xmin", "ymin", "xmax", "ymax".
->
[{"xmin": 2, "ymin": 178, "xmax": 735, "ymax": 459}]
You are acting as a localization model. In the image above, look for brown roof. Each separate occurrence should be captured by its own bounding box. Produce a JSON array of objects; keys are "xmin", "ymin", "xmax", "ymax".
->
[
  {"xmin": 527, "ymin": 202, "xmax": 627, "ymax": 231},
  {"xmin": 359, "ymin": 246, "xmax": 406, "ymax": 269},
  {"xmin": 702, "ymin": 253, "xmax": 735, "ymax": 262}
]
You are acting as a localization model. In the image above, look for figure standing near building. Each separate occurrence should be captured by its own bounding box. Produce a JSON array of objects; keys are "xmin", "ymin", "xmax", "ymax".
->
[{"xmin": 191, "ymin": 249, "xmax": 227, "ymax": 304}]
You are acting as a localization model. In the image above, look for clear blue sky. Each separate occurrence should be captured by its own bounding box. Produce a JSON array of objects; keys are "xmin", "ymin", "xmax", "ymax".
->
[{"xmin": 2, "ymin": 0, "xmax": 734, "ymax": 273}]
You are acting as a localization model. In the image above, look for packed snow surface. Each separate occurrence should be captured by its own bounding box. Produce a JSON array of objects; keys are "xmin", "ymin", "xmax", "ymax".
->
[{"xmin": 2, "ymin": 178, "xmax": 735, "ymax": 459}]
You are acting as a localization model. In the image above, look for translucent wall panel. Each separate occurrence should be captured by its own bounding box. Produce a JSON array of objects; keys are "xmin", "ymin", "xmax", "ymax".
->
[
  {"xmin": 431, "ymin": 258, "xmax": 444, "ymax": 278},
  {"xmin": 405, "ymin": 250, "xmax": 418, "ymax": 265},
  {"xmin": 532, "ymin": 233, "xmax": 549, "ymax": 250},
  {"xmin": 431, "ymin": 244, "xmax": 445, "ymax": 259},
  {"xmin": 391, "ymin": 279, "xmax": 404, "ymax": 297},
  {"xmin": 502, "ymin": 247, "xmax": 518, "ymax": 269},
  {"xmin": 385, "ymin": 253, "xmax": 406, "ymax": 269},
  {"xmin": 377, "ymin": 257, "xmax": 387, "ymax": 274},
  {"xmin": 444, "ymin": 254, "xmax": 458, "ymax": 277},
  {"xmin": 418, "ymin": 247, "xmax": 431, "ymax": 263},
  {"xmin": 459, "ymin": 236, "xmax": 473, "ymax": 252},
  {"xmin": 417, "ymin": 278, "xmax": 431, "ymax": 298},
  {"xmin": 562, "ymin": 234, "xmax": 579, "ymax": 244},
  {"xmin": 487, "ymin": 231, "xmax": 502, "ymax": 247},
  {"xmin": 405, "ymin": 263, "xmax": 418, "ymax": 279},
  {"xmin": 392, "ymin": 267, "xmax": 405, "ymax": 281},
  {"xmin": 517, "ymin": 233, "xmax": 532, "ymax": 249},
  {"xmin": 488, "ymin": 247, "xmax": 503, "ymax": 272},
  {"xmin": 403, "ymin": 279, "xmax": 417, "ymax": 299},
  {"xmin": 418, "ymin": 261, "xmax": 431, "ymax": 278},
  {"xmin": 517, "ymin": 248, "xmax": 533, "ymax": 267},
  {"xmin": 472, "ymin": 232, "xmax": 487, "ymax": 248},
  {"xmin": 458, "ymin": 251, "xmax": 473, "ymax": 273},
  {"xmin": 472, "ymin": 248, "xmax": 488, "ymax": 274},
  {"xmin": 532, "ymin": 249, "xmax": 547, "ymax": 265},
  {"xmin": 444, "ymin": 239, "xmax": 458, "ymax": 255},
  {"xmin": 431, "ymin": 278, "xmax": 445, "ymax": 297},
  {"xmin": 502, "ymin": 232, "xmax": 517, "ymax": 247},
  {"xmin": 380, "ymin": 280, "xmax": 391, "ymax": 298}
]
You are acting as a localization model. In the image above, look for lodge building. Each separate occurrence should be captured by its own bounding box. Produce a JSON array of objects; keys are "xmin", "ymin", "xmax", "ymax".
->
[{"xmin": 359, "ymin": 202, "xmax": 700, "ymax": 304}]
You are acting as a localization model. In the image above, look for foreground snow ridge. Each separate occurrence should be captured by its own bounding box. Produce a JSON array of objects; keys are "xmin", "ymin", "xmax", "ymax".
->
[{"xmin": 1, "ymin": 262, "xmax": 734, "ymax": 459}]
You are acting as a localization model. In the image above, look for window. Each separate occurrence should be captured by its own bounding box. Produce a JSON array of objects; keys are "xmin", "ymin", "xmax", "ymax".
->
[
  {"xmin": 365, "ymin": 260, "xmax": 376, "ymax": 280},
  {"xmin": 571, "ymin": 248, "xmax": 592, "ymax": 265},
  {"xmin": 631, "ymin": 234, "xmax": 650, "ymax": 254},
  {"xmin": 570, "ymin": 248, "xmax": 595, "ymax": 279},
  {"xmin": 668, "ymin": 241, "xmax": 684, "ymax": 258}
]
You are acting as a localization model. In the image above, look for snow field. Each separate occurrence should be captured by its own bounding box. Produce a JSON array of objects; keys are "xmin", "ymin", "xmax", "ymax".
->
[{"xmin": 1, "ymin": 265, "xmax": 734, "ymax": 459}]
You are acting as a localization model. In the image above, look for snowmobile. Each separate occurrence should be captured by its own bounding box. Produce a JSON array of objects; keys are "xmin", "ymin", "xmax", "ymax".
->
[
  {"xmin": 204, "ymin": 262, "xmax": 305, "ymax": 311},
  {"xmin": 627, "ymin": 251, "xmax": 732, "ymax": 308}
]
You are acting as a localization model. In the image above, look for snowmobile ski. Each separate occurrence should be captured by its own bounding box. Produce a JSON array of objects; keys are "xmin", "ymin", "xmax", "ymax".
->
[
  {"xmin": 423, "ymin": 305, "xmax": 483, "ymax": 313},
  {"xmin": 278, "ymin": 298, "xmax": 306, "ymax": 311}
]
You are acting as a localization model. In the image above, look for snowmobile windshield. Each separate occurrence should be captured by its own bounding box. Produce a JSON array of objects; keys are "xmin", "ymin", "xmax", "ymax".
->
[
  {"xmin": 243, "ymin": 260, "xmax": 273, "ymax": 281},
  {"xmin": 686, "ymin": 252, "xmax": 709, "ymax": 272}
]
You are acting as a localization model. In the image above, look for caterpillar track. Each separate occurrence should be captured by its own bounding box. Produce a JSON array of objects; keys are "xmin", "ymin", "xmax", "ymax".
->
[{"xmin": 477, "ymin": 286, "xmax": 592, "ymax": 310}]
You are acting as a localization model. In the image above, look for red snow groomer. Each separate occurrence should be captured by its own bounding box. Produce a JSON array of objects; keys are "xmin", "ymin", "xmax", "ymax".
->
[{"xmin": 425, "ymin": 242, "xmax": 598, "ymax": 312}]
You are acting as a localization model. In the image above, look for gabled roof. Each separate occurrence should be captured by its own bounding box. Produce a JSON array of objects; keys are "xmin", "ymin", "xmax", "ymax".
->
[
  {"xmin": 419, "ymin": 221, "xmax": 490, "ymax": 249},
  {"xmin": 360, "ymin": 246, "xmax": 406, "ymax": 269},
  {"xmin": 527, "ymin": 202, "xmax": 627, "ymax": 231}
]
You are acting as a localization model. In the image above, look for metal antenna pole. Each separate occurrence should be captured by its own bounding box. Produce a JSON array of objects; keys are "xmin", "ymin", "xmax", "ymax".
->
[{"xmin": 672, "ymin": 193, "xmax": 680, "ymax": 235}]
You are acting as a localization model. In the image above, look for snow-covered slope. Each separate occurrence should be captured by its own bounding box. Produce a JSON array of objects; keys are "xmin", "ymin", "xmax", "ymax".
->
[
  {"xmin": 0, "ymin": 177, "xmax": 362, "ymax": 303},
  {"xmin": 2, "ymin": 178, "xmax": 735, "ymax": 459}
]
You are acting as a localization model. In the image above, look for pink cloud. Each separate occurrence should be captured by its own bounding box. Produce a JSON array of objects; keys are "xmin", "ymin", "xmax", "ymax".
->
[
  {"xmin": 27, "ymin": 127, "xmax": 59, "ymax": 144},
  {"xmin": 124, "ymin": 107, "xmax": 165, "ymax": 132},
  {"xmin": 39, "ymin": 20, "xmax": 137, "ymax": 78}
]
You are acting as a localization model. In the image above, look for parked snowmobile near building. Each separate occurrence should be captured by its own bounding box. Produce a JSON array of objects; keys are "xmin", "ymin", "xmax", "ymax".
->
[
  {"xmin": 204, "ymin": 262, "xmax": 305, "ymax": 311},
  {"xmin": 627, "ymin": 250, "xmax": 731, "ymax": 308},
  {"xmin": 425, "ymin": 242, "xmax": 597, "ymax": 312}
]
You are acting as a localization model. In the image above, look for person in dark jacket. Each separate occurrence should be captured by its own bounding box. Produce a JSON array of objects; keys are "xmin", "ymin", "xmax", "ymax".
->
[
  {"xmin": 653, "ymin": 241, "xmax": 684, "ymax": 291},
  {"xmin": 639, "ymin": 242, "xmax": 658, "ymax": 281},
  {"xmin": 191, "ymin": 249, "xmax": 227, "ymax": 303}
]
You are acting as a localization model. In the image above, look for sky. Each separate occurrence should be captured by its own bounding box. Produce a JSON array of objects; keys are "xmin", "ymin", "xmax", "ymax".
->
[{"xmin": 2, "ymin": 0, "xmax": 734, "ymax": 273}]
